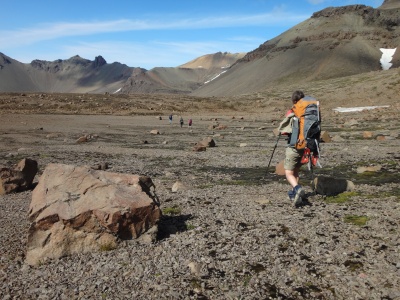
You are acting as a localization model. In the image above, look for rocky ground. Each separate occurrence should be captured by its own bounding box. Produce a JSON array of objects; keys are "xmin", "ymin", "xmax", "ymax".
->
[{"xmin": 0, "ymin": 91, "xmax": 400, "ymax": 299}]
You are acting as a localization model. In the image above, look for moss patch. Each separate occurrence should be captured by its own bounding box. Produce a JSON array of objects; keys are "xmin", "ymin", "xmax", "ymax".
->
[
  {"xmin": 343, "ymin": 215, "xmax": 369, "ymax": 226},
  {"xmin": 162, "ymin": 206, "xmax": 182, "ymax": 215},
  {"xmin": 324, "ymin": 191, "xmax": 358, "ymax": 204}
]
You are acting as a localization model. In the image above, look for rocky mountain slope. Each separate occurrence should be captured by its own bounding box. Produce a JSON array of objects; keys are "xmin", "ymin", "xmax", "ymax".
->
[
  {"xmin": 0, "ymin": 54, "xmax": 135, "ymax": 94},
  {"xmin": 193, "ymin": 2, "xmax": 400, "ymax": 96}
]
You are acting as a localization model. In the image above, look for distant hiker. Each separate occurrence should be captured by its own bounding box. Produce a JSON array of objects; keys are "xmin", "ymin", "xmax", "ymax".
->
[
  {"xmin": 279, "ymin": 90, "xmax": 321, "ymax": 207},
  {"xmin": 180, "ymin": 116, "xmax": 184, "ymax": 128},
  {"xmin": 169, "ymin": 114, "xmax": 173, "ymax": 124},
  {"xmin": 188, "ymin": 118, "xmax": 193, "ymax": 128}
]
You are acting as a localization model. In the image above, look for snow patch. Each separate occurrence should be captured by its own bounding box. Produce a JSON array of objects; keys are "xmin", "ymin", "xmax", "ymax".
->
[
  {"xmin": 380, "ymin": 48, "xmax": 396, "ymax": 70},
  {"xmin": 204, "ymin": 70, "xmax": 227, "ymax": 84},
  {"xmin": 333, "ymin": 105, "xmax": 389, "ymax": 113},
  {"xmin": 113, "ymin": 88, "xmax": 122, "ymax": 94}
]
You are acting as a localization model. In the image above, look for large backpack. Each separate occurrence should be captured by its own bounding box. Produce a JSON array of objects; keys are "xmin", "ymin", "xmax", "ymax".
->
[{"xmin": 289, "ymin": 96, "xmax": 321, "ymax": 154}]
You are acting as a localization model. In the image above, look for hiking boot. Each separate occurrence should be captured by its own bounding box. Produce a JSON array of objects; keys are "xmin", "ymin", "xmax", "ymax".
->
[
  {"xmin": 293, "ymin": 185, "xmax": 305, "ymax": 207},
  {"xmin": 288, "ymin": 190, "xmax": 295, "ymax": 201}
]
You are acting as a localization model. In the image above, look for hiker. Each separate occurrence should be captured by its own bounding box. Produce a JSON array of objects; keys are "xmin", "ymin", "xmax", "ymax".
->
[
  {"xmin": 169, "ymin": 114, "xmax": 173, "ymax": 124},
  {"xmin": 188, "ymin": 118, "xmax": 192, "ymax": 128},
  {"xmin": 180, "ymin": 116, "xmax": 184, "ymax": 127},
  {"xmin": 281, "ymin": 90, "xmax": 321, "ymax": 207}
]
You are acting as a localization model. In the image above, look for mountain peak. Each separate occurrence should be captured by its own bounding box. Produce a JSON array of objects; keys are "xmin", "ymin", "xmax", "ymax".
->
[
  {"xmin": 93, "ymin": 55, "xmax": 107, "ymax": 68},
  {"xmin": 379, "ymin": 0, "xmax": 400, "ymax": 9}
]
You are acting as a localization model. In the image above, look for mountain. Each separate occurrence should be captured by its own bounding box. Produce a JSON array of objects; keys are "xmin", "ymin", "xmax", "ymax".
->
[
  {"xmin": 192, "ymin": 2, "xmax": 400, "ymax": 96},
  {"xmin": 119, "ymin": 52, "xmax": 245, "ymax": 94},
  {"xmin": 0, "ymin": 52, "xmax": 244, "ymax": 94},
  {"xmin": 0, "ymin": 54, "xmax": 135, "ymax": 93}
]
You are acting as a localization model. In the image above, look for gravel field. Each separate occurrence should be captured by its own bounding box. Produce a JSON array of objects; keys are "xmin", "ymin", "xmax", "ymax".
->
[{"xmin": 1, "ymin": 95, "xmax": 400, "ymax": 299}]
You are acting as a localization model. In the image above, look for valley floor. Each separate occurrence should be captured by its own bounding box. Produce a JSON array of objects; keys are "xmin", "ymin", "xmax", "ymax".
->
[{"xmin": 1, "ymin": 105, "xmax": 399, "ymax": 299}]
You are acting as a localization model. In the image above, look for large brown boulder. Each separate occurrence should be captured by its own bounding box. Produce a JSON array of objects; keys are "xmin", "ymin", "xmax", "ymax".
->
[
  {"xmin": 0, "ymin": 158, "xmax": 38, "ymax": 195},
  {"xmin": 26, "ymin": 163, "xmax": 161, "ymax": 266}
]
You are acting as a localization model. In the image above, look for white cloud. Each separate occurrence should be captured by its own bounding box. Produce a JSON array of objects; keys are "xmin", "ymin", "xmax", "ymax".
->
[{"xmin": 0, "ymin": 11, "xmax": 309, "ymax": 48}]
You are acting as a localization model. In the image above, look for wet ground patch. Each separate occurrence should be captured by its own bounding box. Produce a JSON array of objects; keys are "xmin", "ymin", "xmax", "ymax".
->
[
  {"xmin": 199, "ymin": 166, "xmax": 284, "ymax": 186},
  {"xmin": 305, "ymin": 161, "xmax": 400, "ymax": 186}
]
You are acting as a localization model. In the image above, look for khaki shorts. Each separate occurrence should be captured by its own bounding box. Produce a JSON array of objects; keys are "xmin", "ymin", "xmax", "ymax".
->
[{"xmin": 284, "ymin": 147, "xmax": 304, "ymax": 170}]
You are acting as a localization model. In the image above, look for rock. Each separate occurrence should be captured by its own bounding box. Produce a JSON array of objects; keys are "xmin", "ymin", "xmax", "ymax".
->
[
  {"xmin": 150, "ymin": 129, "xmax": 160, "ymax": 135},
  {"xmin": 356, "ymin": 165, "xmax": 382, "ymax": 173},
  {"xmin": 215, "ymin": 125, "xmax": 227, "ymax": 130},
  {"xmin": 275, "ymin": 160, "xmax": 285, "ymax": 176},
  {"xmin": 0, "ymin": 158, "xmax": 38, "ymax": 195},
  {"xmin": 197, "ymin": 137, "xmax": 216, "ymax": 147},
  {"xmin": 193, "ymin": 145, "xmax": 206, "ymax": 152},
  {"xmin": 376, "ymin": 135, "xmax": 386, "ymax": 141},
  {"xmin": 363, "ymin": 131, "xmax": 373, "ymax": 139},
  {"xmin": 313, "ymin": 176, "xmax": 355, "ymax": 196},
  {"xmin": 320, "ymin": 131, "xmax": 332, "ymax": 143},
  {"xmin": 76, "ymin": 135, "xmax": 88, "ymax": 143},
  {"xmin": 26, "ymin": 163, "xmax": 161, "ymax": 266},
  {"xmin": 239, "ymin": 143, "xmax": 247, "ymax": 147},
  {"xmin": 92, "ymin": 162, "xmax": 109, "ymax": 170},
  {"xmin": 172, "ymin": 181, "xmax": 188, "ymax": 193}
]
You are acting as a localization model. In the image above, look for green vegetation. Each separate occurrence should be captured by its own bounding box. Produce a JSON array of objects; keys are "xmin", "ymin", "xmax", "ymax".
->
[
  {"xmin": 324, "ymin": 191, "xmax": 358, "ymax": 204},
  {"xmin": 343, "ymin": 215, "xmax": 369, "ymax": 226},
  {"xmin": 162, "ymin": 206, "xmax": 182, "ymax": 215},
  {"xmin": 186, "ymin": 223, "xmax": 196, "ymax": 230}
]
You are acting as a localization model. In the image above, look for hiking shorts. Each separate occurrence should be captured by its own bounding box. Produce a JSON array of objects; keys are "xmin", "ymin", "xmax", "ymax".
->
[{"xmin": 284, "ymin": 147, "xmax": 304, "ymax": 170}]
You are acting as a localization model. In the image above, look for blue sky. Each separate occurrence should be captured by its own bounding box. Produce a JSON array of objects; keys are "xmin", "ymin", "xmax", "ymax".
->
[{"xmin": 0, "ymin": 0, "xmax": 382, "ymax": 69}]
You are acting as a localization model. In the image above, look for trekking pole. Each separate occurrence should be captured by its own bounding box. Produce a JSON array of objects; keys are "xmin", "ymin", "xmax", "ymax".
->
[{"xmin": 267, "ymin": 133, "xmax": 281, "ymax": 170}]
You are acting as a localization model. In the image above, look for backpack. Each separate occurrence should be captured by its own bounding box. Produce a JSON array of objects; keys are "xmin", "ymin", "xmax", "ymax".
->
[{"xmin": 289, "ymin": 96, "xmax": 321, "ymax": 154}]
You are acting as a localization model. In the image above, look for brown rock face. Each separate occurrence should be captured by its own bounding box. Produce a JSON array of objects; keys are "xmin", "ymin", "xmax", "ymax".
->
[{"xmin": 26, "ymin": 163, "xmax": 161, "ymax": 265}]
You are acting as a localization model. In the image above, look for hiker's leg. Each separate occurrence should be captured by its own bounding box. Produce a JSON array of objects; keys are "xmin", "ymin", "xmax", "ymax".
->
[
  {"xmin": 284, "ymin": 148, "xmax": 302, "ymax": 188},
  {"xmin": 285, "ymin": 169, "xmax": 298, "ymax": 188}
]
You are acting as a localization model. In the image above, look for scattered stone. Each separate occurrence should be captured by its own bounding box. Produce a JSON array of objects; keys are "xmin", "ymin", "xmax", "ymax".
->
[
  {"xmin": 363, "ymin": 131, "xmax": 373, "ymax": 139},
  {"xmin": 193, "ymin": 145, "xmax": 206, "ymax": 152},
  {"xmin": 356, "ymin": 165, "xmax": 382, "ymax": 173},
  {"xmin": 150, "ymin": 129, "xmax": 160, "ymax": 135},
  {"xmin": 275, "ymin": 160, "xmax": 285, "ymax": 176},
  {"xmin": 92, "ymin": 162, "xmax": 109, "ymax": 170},
  {"xmin": 215, "ymin": 125, "xmax": 227, "ymax": 130},
  {"xmin": 320, "ymin": 131, "xmax": 332, "ymax": 143},
  {"xmin": 197, "ymin": 137, "xmax": 216, "ymax": 148},
  {"xmin": 172, "ymin": 181, "xmax": 188, "ymax": 193},
  {"xmin": 76, "ymin": 135, "xmax": 88, "ymax": 143},
  {"xmin": 376, "ymin": 135, "xmax": 386, "ymax": 141},
  {"xmin": 239, "ymin": 143, "xmax": 247, "ymax": 147}
]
